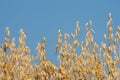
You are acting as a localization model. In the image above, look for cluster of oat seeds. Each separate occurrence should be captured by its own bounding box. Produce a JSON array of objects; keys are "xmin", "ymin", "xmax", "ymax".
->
[{"xmin": 0, "ymin": 13, "xmax": 120, "ymax": 80}]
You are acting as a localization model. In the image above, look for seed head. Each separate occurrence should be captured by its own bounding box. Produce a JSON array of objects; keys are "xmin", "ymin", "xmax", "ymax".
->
[
  {"xmin": 104, "ymin": 34, "xmax": 107, "ymax": 39},
  {"xmin": 42, "ymin": 37, "xmax": 46, "ymax": 43}
]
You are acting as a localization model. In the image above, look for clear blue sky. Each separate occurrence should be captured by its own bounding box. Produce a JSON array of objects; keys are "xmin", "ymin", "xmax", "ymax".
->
[{"xmin": 0, "ymin": 0, "xmax": 120, "ymax": 65}]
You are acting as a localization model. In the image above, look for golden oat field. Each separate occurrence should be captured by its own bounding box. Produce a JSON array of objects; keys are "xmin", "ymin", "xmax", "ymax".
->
[{"xmin": 0, "ymin": 13, "xmax": 120, "ymax": 80}]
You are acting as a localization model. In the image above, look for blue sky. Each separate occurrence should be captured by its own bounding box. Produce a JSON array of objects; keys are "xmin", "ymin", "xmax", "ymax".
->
[{"xmin": 0, "ymin": 0, "xmax": 120, "ymax": 65}]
